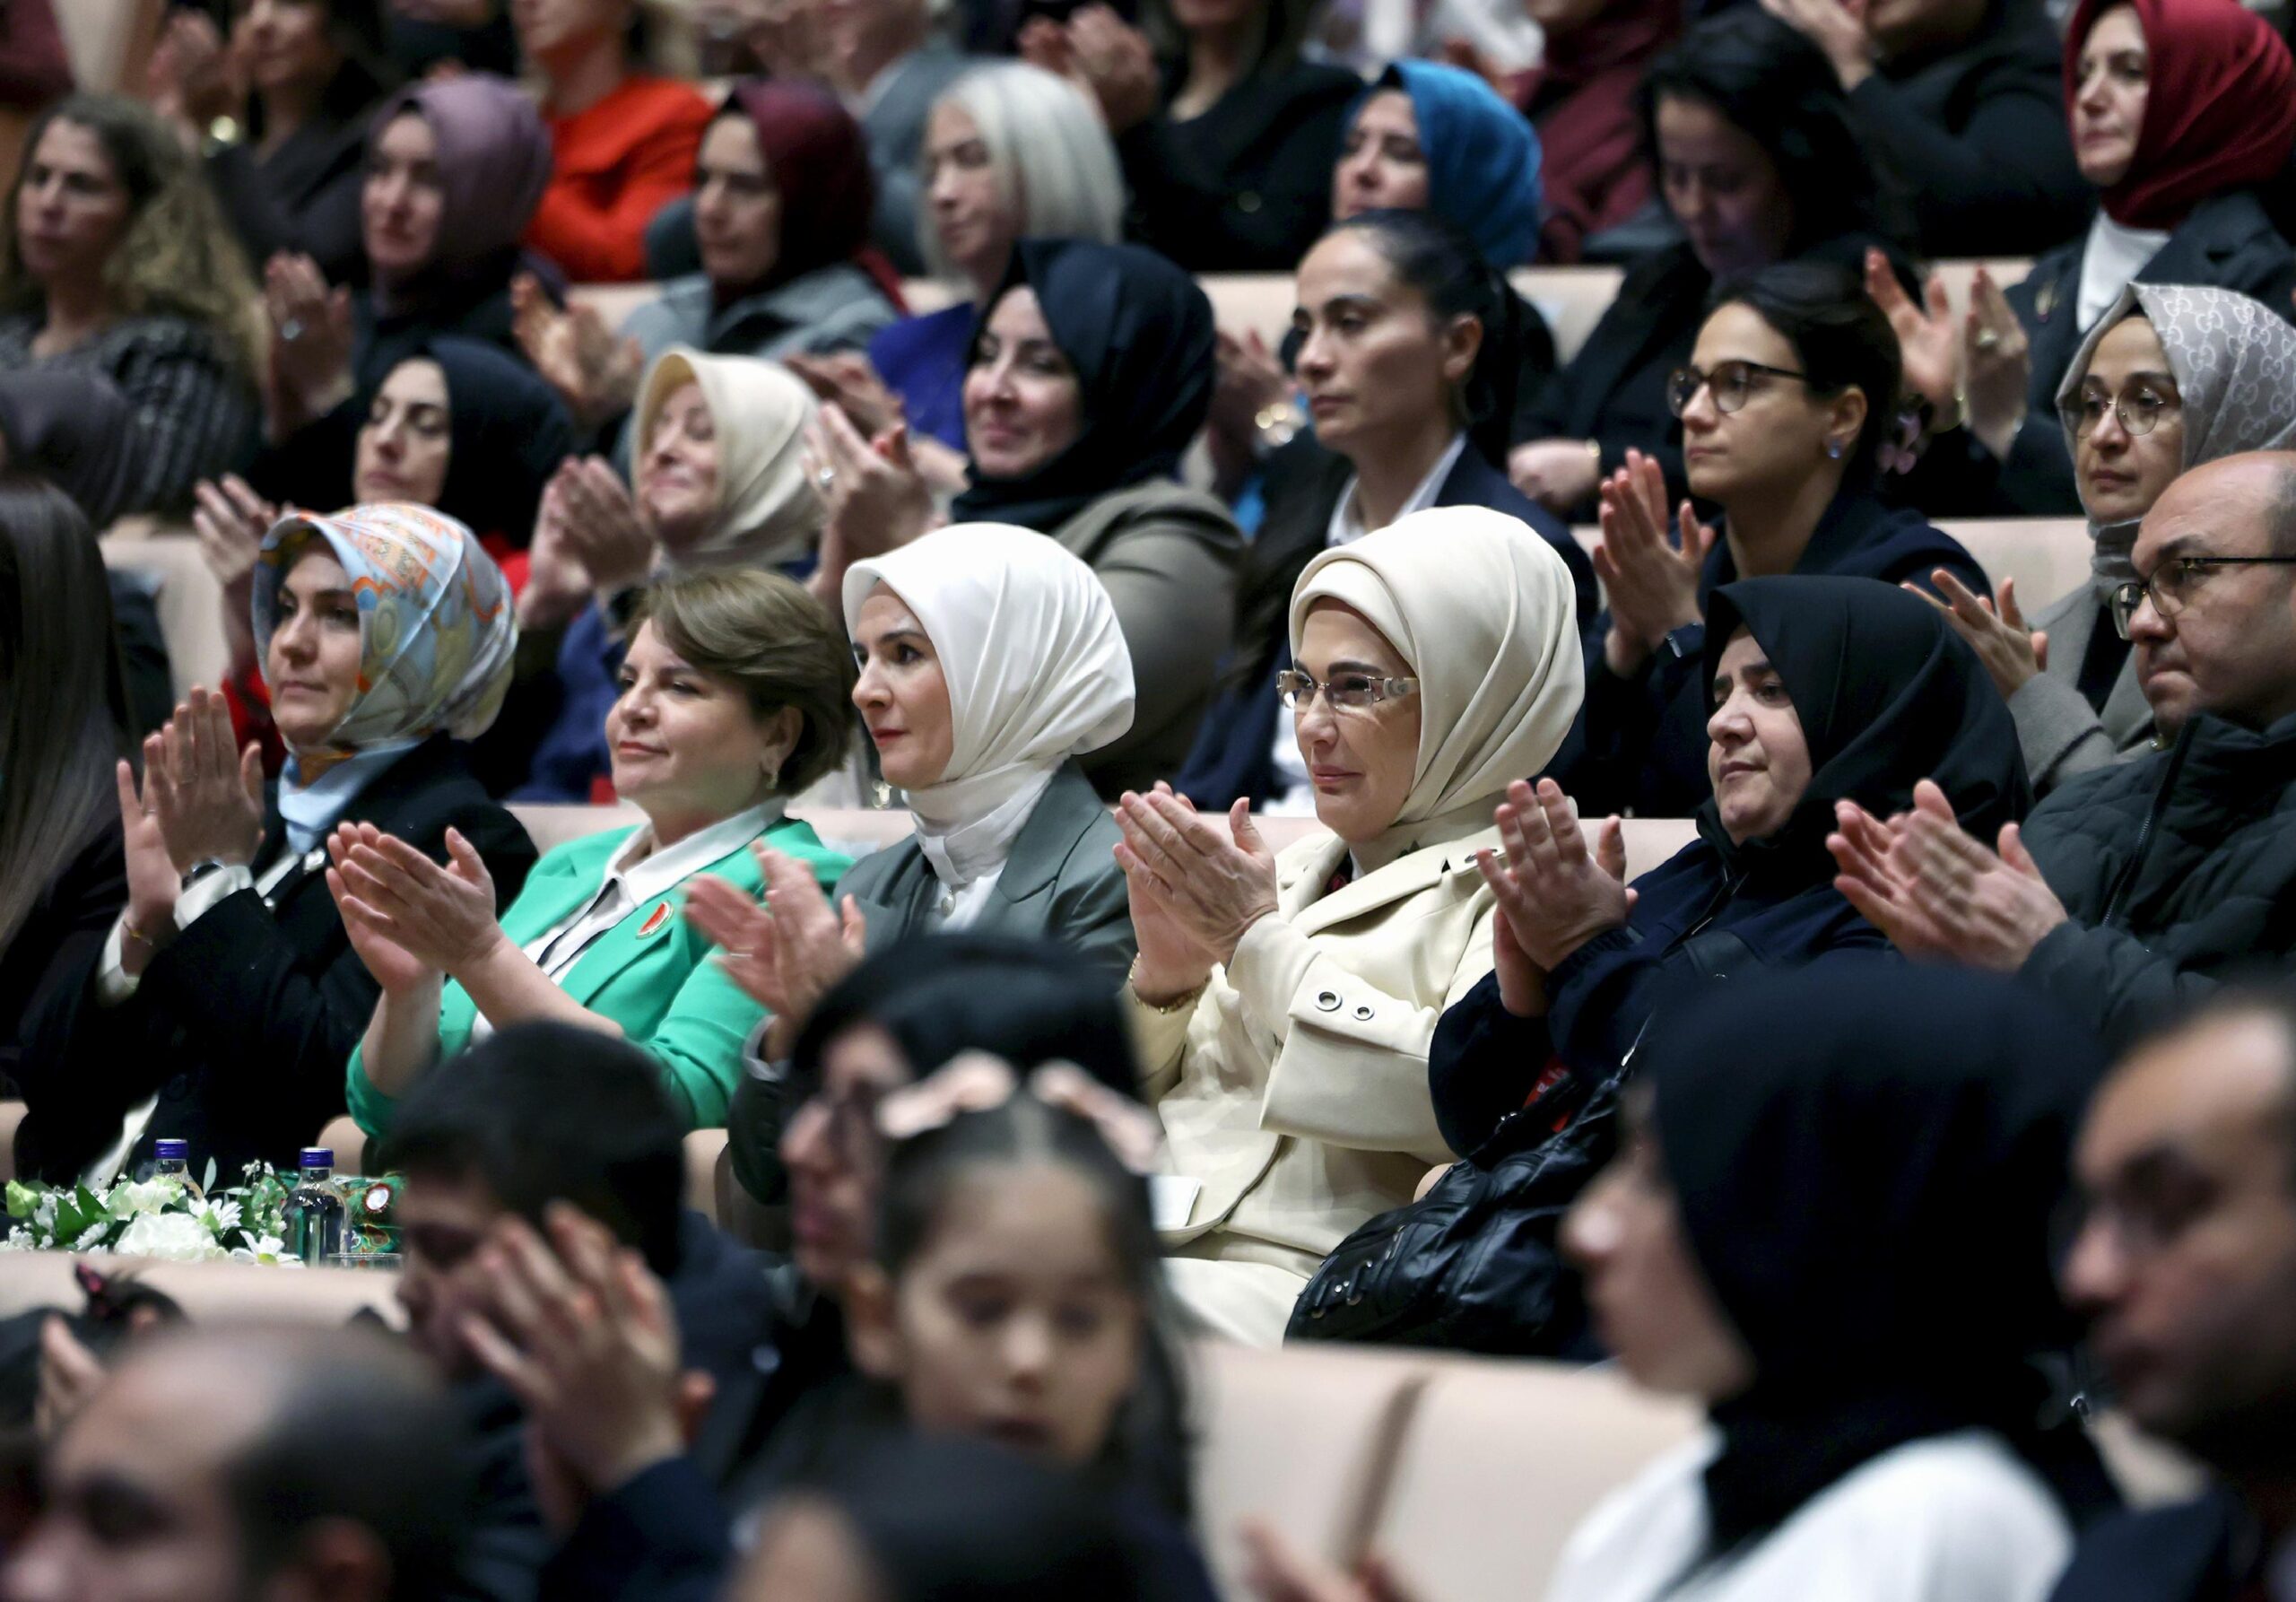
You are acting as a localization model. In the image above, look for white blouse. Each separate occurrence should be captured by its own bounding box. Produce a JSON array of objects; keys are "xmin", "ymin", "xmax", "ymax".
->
[{"xmin": 1544, "ymin": 1428, "xmax": 2073, "ymax": 1602}]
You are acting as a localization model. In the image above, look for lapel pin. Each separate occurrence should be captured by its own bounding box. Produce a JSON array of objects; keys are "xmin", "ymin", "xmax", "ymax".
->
[{"xmin": 638, "ymin": 901, "xmax": 673, "ymax": 938}]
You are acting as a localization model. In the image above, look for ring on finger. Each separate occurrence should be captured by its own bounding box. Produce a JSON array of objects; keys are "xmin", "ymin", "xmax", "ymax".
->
[
  {"xmin": 279, "ymin": 318, "xmax": 304, "ymax": 343},
  {"xmin": 1974, "ymin": 327, "xmax": 2002, "ymax": 353}
]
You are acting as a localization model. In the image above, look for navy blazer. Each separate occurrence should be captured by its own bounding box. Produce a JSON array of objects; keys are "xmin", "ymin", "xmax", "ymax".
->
[
  {"xmin": 1175, "ymin": 444, "xmax": 1596, "ymax": 812},
  {"xmin": 2046, "ymin": 1490, "xmax": 2251, "ymax": 1601}
]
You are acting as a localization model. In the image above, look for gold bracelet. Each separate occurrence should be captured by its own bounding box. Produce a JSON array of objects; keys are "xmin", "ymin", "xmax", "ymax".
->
[
  {"xmin": 1129, "ymin": 959, "xmax": 1205, "ymax": 1014},
  {"xmin": 121, "ymin": 919, "xmax": 156, "ymax": 950}
]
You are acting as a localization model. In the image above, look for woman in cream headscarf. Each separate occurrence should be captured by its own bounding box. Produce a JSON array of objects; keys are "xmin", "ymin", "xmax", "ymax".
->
[
  {"xmin": 1114, "ymin": 506, "xmax": 1586, "ymax": 1345},
  {"xmin": 515, "ymin": 346, "xmax": 827, "ymax": 801},
  {"xmin": 20, "ymin": 504, "xmax": 538, "ymax": 1186},
  {"xmin": 1920, "ymin": 283, "xmax": 2296, "ymax": 797},
  {"xmin": 689, "ymin": 522, "xmax": 1142, "ymax": 1198}
]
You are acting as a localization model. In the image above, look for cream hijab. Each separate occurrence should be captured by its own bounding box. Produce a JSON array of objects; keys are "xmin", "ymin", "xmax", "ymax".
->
[
  {"xmin": 635, "ymin": 347, "xmax": 823, "ymax": 571},
  {"xmin": 845, "ymin": 524, "xmax": 1135, "ymax": 882},
  {"xmin": 1290, "ymin": 507, "xmax": 1585, "ymax": 854}
]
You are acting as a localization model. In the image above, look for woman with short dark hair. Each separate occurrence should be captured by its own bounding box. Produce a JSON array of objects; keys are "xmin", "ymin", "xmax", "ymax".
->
[{"xmin": 1558, "ymin": 262, "xmax": 1987, "ymax": 818}]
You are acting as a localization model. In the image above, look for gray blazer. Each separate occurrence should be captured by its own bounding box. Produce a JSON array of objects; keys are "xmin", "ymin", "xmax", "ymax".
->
[
  {"xmin": 2006, "ymin": 581, "xmax": 2159, "ymax": 797},
  {"xmin": 725, "ymin": 762, "xmax": 1135, "ymax": 1206},
  {"xmin": 863, "ymin": 45, "xmax": 981, "ymax": 277}
]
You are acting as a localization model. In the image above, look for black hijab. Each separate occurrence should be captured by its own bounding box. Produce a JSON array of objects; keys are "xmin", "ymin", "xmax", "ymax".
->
[
  {"xmin": 1698, "ymin": 576, "xmax": 2031, "ymax": 884},
  {"xmin": 948, "ymin": 239, "xmax": 1214, "ymax": 535},
  {"xmin": 408, "ymin": 336, "xmax": 575, "ymax": 550},
  {"xmin": 1643, "ymin": 958, "xmax": 2118, "ymax": 1558}
]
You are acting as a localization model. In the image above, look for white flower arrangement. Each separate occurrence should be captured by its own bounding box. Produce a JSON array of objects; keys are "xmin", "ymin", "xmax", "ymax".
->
[{"xmin": 2, "ymin": 1162, "xmax": 298, "ymax": 1265}]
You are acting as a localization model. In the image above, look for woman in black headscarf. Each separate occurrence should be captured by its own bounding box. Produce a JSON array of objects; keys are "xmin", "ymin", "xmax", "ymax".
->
[
  {"xmin": 808, "ymin": 239, "xmax": 1244, "ymax": 796},
  {"xmin": 1546, "ymin": 959, "xmax": 2114, "ymax": 1600},
  {"xmin": 1431, "ymin": 576, "xmax": 2031, "ymax": 1162}
]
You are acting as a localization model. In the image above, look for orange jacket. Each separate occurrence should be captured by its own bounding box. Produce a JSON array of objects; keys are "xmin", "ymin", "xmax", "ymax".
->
[{"xmin": 528, "ymin": 74, "xmax": 714, "ymax": 283}]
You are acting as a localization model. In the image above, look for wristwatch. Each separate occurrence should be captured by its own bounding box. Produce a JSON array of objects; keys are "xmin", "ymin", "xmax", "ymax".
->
[
  {"xmin": 1657, "ymin": 623, "xmax": 1704, "ymax": 664},
  {"xmin": 180, "ymin": 858, "xmax": 234, "ymax": 892}
]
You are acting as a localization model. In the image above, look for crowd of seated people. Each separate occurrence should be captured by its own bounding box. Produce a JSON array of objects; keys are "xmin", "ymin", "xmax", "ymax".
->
[{"xmin": 13, "ymin": 0, "xmax": 2296, "ymax": 1594}]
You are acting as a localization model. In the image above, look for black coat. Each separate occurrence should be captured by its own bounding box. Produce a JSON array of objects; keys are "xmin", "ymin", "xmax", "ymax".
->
[
  {"xmin": 2020, "ymin": 708, "xmax": 2296, "ymax": 1049},
  {"xmin": 1846, "ymin": 0, "xmax": 2089, "ymax": 257},
  {"xmin": 1920, "ymin": 190, "xmax": 2296, "ymax": 518},
  {"xmin": 204, "ymin": 64, "xmax": 387, "ymax": 288},
  {"xmin": 1173, "ymin": 443, "xmax": 1596, "ymax": 810},
  {"xmin": 1117, "ymin": 59, "xmax": 1360, "ymax": 272},
  {"xmin": 1509, "ymin": 231, "xmax": 1907, "ymax": 521},
  {"xmin": 2047, "ymin": 1491, "xmax": 2254, "ymax": 1602},
  {"xmin": 1552, "ymin": 488, "xmax": 1989, "ymax": 817},
  {"xmin": 13, "ymin": 736, "xmax": 535, "ymax": 1185}
]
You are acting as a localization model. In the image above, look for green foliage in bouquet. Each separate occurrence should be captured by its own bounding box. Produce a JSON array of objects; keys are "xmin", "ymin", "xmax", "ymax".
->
[{"xmin": 1, "ymin": 1161, "xmax": 299, "ymax": 1263}]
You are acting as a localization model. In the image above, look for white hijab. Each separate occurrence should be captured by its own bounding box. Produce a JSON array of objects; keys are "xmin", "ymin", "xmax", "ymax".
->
[
  {"xmin": 845, "ymin": 524, "xmax": 1135, "ymax": 883},
  {"xmin": 1289, "ymin": 507, "xmax": 1585, "ymax": 856},
  {"xmin": 636, "ymin": 347, "xmax": 823, "ymax": 571}
]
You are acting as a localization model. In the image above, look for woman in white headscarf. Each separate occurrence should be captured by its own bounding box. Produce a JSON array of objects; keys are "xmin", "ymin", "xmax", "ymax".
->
[
  {"xmin": 1114, "ymin": 506, "xmax": 1586, "ymax": 1345},
  {"xmin": 514, "ymin": 346, "xmax": 828, "ymax": 801},
  {"xmin": 690, "ymin": 523, "xmax": 1141, "ymax": 1188},
  {"xmin": 1917, "ymin": 283, "xmax": 2296, "ymax": 797}
]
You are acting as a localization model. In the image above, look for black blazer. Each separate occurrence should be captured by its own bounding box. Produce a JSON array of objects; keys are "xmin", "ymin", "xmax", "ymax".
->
[
  {"xmin": 1174, "ymin": 443, "xmax": 1596, "ymax": 811},
  {"xmin": 0, "ymin": 814, "xmax": 126, "ymax": 1096},
  {"xmin": 1512, "ymin": 231, "xmax": 1910, "ymax": 523},
  {"xmin": 1918, "ymin": 189, "xmax": 2296, "ymax": 518},
  {"xmin": 13, "ymin": 736, "xmax": 536, "ymax": 1185}
]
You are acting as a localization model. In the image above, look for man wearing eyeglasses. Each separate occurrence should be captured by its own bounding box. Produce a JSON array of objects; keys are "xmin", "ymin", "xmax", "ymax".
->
[
  {"xmin": 2048, "ymin": 988, "xmax": 2296, "ymax": 1602},
  {"xmin": 1831, "ymin": 450, "xmax": 2296, "ymax": 1047}
]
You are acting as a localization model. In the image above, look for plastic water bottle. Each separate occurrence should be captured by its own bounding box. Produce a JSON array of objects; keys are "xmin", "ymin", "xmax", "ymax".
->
[
  {"xmin": 284, "ymin": 1148, "xmax": 344, "ymax": 1265},
  {"xmin": 145, "ymin": 1139, "xmax": 202, "ymax": 1199}
]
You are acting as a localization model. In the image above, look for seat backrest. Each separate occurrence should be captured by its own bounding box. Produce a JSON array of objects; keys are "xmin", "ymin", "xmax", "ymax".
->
[
  {"xmin": 506, "ymin": 801, "xmax": 649, "ymax": 854},
  {"xmin": 100, "ymin": 531, "xmax": 230, "ymax": 700},
  {"xmin": 1512, "ymin": 267, "xmax": 1628, "ymax": 366},
  {"xmin": 1187, "ymin": 1339, "xmax": 1431, "ymax": 1595},
  {"xmin": 57, "ymin": 0, "xmax": 165, "ymax": 92},
  {"xmin": 0, "ymin": 1252, "xmax": 403, "ymax": 1327},
  {"xmin": 1938, "ymin": 518, "xmax": 2092, "ymax": 608},
  {"xmin": 1371, "ymin": 1355, "xmax": 1703, "ymax": 1601}
]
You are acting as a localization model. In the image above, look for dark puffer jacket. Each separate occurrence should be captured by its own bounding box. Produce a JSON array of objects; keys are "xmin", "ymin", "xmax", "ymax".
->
[{"xmin": 2021, "ymin": 710, "xmax": 2296, "ymax": 1049}]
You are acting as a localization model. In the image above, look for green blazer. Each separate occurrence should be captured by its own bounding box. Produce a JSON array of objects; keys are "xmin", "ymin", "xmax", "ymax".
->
[{"xmin": 347, "ymin": 813, "xmax": 848, "ymax": 1137}]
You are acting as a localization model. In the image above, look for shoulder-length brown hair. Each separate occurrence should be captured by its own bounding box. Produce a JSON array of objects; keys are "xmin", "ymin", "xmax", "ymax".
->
[{"xmin": 0, "ymin": 94, "xmax": 265, "ymax": 375}]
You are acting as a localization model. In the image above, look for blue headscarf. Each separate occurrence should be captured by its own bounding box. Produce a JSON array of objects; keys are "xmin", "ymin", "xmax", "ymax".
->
[{"xmin": 1363, "ymin": 61, "xmax": 1544, "ymax": 269}]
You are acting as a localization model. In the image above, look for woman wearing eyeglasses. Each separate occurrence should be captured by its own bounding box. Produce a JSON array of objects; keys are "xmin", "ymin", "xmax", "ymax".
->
[
  {"xmin": 1911, "ymin": 283, "xmax": 2296, "ymax": 798},
  {"xmin": 1557, "ymin": 262, "xmax": 1987, "ymax": 820},
  {"xmin": 1115, "ymin": 508, "xmax": 1586, "ymax": 1345}
]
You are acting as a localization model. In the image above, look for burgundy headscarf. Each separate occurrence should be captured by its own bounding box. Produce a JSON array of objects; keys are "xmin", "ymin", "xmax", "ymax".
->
[
  {"xmin": 721, "ymin": 79, "xmax": 901, "ymax": 301},
  {"xmin": 368, "ymin": 75, "xmax": 553, "ymax": 300},
  {"xmin": 2064, "ymin": 0, "xmax": 2296, "ymax": 231}
]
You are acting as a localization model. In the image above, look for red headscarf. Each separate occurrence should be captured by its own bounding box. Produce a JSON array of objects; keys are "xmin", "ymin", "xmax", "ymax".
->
[
  {"xmin": 724, "ymin": 79, "xmax": 904, "ymax": 304},
  {"xmin": 2064, "ymin": 0, "xmax": 2296, "ymax": 230}
]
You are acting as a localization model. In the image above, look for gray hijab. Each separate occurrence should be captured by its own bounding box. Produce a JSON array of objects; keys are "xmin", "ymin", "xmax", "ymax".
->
[{"xmin": 2057, "ymin": 283, "xmax": 2296, "ymax": 601}]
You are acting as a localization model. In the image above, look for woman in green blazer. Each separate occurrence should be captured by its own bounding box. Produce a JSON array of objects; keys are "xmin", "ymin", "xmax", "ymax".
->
[{"xmin": 331, "ymin": 570, "xmax": 857, "ymax": 1136}]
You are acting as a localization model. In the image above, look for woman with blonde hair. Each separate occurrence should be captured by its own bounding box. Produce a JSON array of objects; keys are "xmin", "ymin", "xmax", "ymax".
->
[
  {"xmin": 512, "ymin": 345, "xmax": 829, "ymax": 802},
  {"xmin": 0, "ymin": 93, "xmax": 262, "ymax": 518}
]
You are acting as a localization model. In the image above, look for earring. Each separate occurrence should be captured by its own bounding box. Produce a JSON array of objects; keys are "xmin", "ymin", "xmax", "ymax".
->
[{"xmin": 1826, "ymin": 440, "xmax": 1844, "ymax": 460}]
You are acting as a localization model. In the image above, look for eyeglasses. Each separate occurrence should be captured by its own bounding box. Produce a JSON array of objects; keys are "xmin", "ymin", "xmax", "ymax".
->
[
  {"xmin": 2108, "ymin": 553, "xmax": 2296, "ymax": 639},
  {"xmin": 1275, "ymin": 668, "xmax": 1419, "ymax": 711},
  {"xmin": 2059, "ymin": 382, "xmax": 2179, "ymax": 439},
  {"xmin": 1665, "ymin": 360, "xmax": 1808, "ymax": 418}
]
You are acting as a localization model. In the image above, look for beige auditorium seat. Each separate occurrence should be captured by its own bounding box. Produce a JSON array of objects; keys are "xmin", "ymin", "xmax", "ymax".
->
[
  {"xmin": 1513, "ymin": 266, "xmax": 1627, "ymax": 366},
  {"xmin": 57, "ymin": 0, "xmax": 166, "ymax": 93},
  {"xmin": 1371, "ymin": 1356, "xmax": 1703, "ymax": 1600},
  {"xmin": 507, "ymin": 801, "xmax": 649, "ymax": 854},
  {"xmin": 100, "ymin": 530, "xmax": 230, "ymax": 700},
  {"xmin": 1939, "ymin": 518, "xmax": 2092, "ymax": 608},
  {"xmin": 1189, "ymin": 1338, "xmax": 1431, "ymax": 1596},
  {"xmin": 0, "ymin": 1252, "xmax": 403, "ymax": 1326}
]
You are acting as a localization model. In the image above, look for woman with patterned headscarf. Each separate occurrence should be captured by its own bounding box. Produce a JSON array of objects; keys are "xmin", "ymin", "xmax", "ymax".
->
[
  {"xmin": 1916, "ymin": 283, "xmax": 2296, "ymax": 795},
  {"xmin": 14, "ymin": 504, "xmax": 536, "ymax": 1186}
]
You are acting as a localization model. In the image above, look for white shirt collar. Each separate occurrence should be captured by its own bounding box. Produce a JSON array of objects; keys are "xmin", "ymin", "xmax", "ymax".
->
[
  {"xmin": 604, "ymin": 800, "xmax": 784, "ymax": 905},
  {"xmin": 914, "ymin": 766, "xmax": 1055, "ymax": 890},
  {"xmin": 1326, "ymin": 432, "xmax": 1470, "ymax": 550}
]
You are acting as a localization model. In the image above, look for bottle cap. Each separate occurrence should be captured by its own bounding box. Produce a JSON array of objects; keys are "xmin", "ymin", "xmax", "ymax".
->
[
  {"xmin": 299, "ymin": 1147, "xmax": 334, "ymax": 1169},
  {"xmin": 152, "ymin": 1139, "xmax": 189, "ymax": 1160}
]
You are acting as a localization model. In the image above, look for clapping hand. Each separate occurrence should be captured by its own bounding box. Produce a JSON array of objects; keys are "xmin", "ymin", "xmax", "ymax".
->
[
  {"xmin": 1114, "ymin": 788, "xmax": 1280, "ymax": 965},
  {"xmin": 1961, "ymin": 266, "xmax": 2031, "ymax": 460},
  {"xmin": 261, "ymin": 254, "xmax": 355, "ymax": 442},
  {"xmin": 458, "ymin": 1205, "xmax": 713, "ymax": 1535},
  {"xmin": 1509, "ymin": 440, "xmax": 1605, "ymax": 515},
  {"xmin": 1594, "ymin": 449, "xmax": 1711, "ymax": 675},
  {"xmin": 1906, "ymin": 570, "xmax": 2045, "ymax": 701},
  {"xmin": 551, "ymin": 457, "xmax": 655, "ymax": 602},
  {"xmin": 327, "ymin": 824, "xmax": 504, "ymax": 977},
  {"xmin": 1110, "ymin": 783, "xmax": 1221, "ymax": 1004},
  {"xmin": 1474, "ymin": 779, "xmax": 1633, "ymax": 1017},
  {"xmin": 683, "ymin": 847, "xmax": 867, "ymax": 1059},
  {"xmin": 1865, "ymin": 249, "xmax": 1958, "ymax": 421},
  {"xmin": 1757, "ymin": 0, "xmax": 1875, "ymax": 88},
  {"xmin": 1827, "ymin": 779, "xmax": 2068, "ymax": 970},
  {"xmin": 512, "ymin": 274, "xmax": 644, "ymax": 430},
  {"xmin": 112, "ymin": 689, "xmax": 265, "ymax": 974},
  {"xmin": 1242, "ymin": 1521, "xmax": 1425, "ymax": 1602},
  {"xmin": 1021, "ymin": 5, "xmax": 1159, "ymax": 133},
  {"xmin": 192, "ymin": 475, "xmax": 277, "ymax": 676}
]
